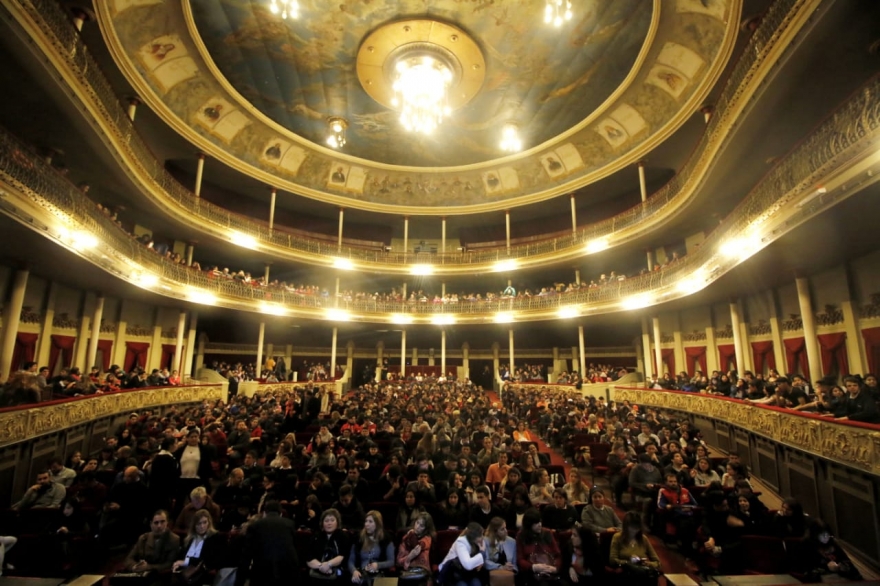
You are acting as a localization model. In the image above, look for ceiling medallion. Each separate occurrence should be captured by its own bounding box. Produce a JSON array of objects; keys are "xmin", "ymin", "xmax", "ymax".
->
[{"xmin": 356, "ymin": 19, "xmax": 486, "ymax": 135}]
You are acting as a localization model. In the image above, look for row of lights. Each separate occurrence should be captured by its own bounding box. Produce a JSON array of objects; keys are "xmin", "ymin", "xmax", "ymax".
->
[{"xmin": 324, "ymin": 118, "xmax": 524, "ymax": 152}]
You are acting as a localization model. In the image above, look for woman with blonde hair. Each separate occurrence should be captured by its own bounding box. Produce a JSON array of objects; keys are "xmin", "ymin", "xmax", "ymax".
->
[
  {"xmin": 171, "ymin": 510, "xmax": 224, "ymax": 584},
  {"xmin": 348, "ymin": 511, "xmax": 395, "ymax": 584},
  {"xmin": 482, "ymin": 517, "xmax": 517, "ymax": 582}
]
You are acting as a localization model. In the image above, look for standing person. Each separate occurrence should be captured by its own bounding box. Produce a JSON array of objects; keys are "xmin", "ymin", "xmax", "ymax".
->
[
  {"xmin": 348, "ymin": 511, "xmax": 395, "ymax": 584},
  {"xmin": 609, "ymin": 511, "xmax": 661, "ymax": 584},
  {"xmin": 438, "ymin": 523, "xmax": 486, "ymax": 586},
  {"xmin": 235, "ymin": 501, "xmax": 299, "ymax": 586},
  {"xmin": 396, "ymin": 512, "xmax": 434, "ymax": 584},
  {"xmin": 306, "ymin": 509, "xmax": 351, "ymax": 584},
  {"xmin": 516, "ymin": 509, "xmax": 562, "ymax": 586},
  {"xmin": 174, "ymin": 431, "xmax": 214, "ymax": 505}
]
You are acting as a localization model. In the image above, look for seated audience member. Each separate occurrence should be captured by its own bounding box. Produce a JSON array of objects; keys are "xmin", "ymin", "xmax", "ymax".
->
[
  {"xmin": 609, "ymin": 511, "xmax": 661, "ymax": 584},
  {"xmin": 581, "ymin": 487, "xmax": 621, "ymax": 534},
  {"xmin": 772, "ymin": 497, "xmax": 812, "ymax": 539},
  {"xmin": 469, "ymin": 485, "xmax": 502, "ymax": 528},
  {"xmin": 721, "ymin": 462, "xmax": 749, "ymax": 489},
  {"xmin": 405, "ymin": 470, "xmax": 436, "ymax": 504},
  {"xmin": 540, "ymin": 488, "xmax": 578, "ymax": 532},
  {"xmin": 607, "ymin": 442, "xmax": 635, "ymax": 504},
  {"xmin": 728, "ymin": 494, "xmax": 766, "ymax": 536},
  {"xmin": 835, "ymin": 375, "xmax": 880, "ymax": 422},
  {"xmin": 122, "ymin": 510, "xmax": 180, "ymax": 575},
  {"xmin": 332, "ymin": 485, "xmax": 365, "ymax": 531},
  {"xmin": 211, "ymin": 468, "xmax": 247, "ymax": 509},
  {"xmin": 482, "ymin": 517, "xmax": 517, "ymax": 576},
  {"xmin": 657, "ymin": 471, "xmax": 698, "ymax": 554},
  {"xmin": 528, "ymin": 468, "xmax": 554, "ymax": 505},
  {"xmin": 48, "ymin": 457, "xmax": 77, "ymax": 487},
  {"xmin": 497, "ymin": 467, "xmax": 525, "ymax": 503},
  {"xmin": 396, "ymin": 489, "xmax": 425, "ymax": 532},
  {"xmin": 504, "ymin": 487, "xmax": 532, "ymax": 532},
  {"xmin": 347, "ymin": 511, "xmax": 395, "ymax": 584},
  {"xmin": 485, "ymin": 451, "xmax": 511, "ymax": 484},
  {"xmin": 438, "ymin": 523, "xmax": 487, "ymax": 586},
  {"xmin": 515, "ymin": 508, "xmax": 562, "ymax": 585},
  {"xmin": 691, "ymin": 457, "xmax": 721, "ymax": 487},
  {"xmin": 235, "ymin": 500, "xmax": 300, "ymax": 586},
  {"xmin": 700, "ymin": 491, "xmax": 743, "ymax": 575},
  {"xmin": 12, "ymin": 470, "xmax": 66, "ymax": 510},
  {"xmin": 306, "ymin": 509, "xmax": 351, "ymax": 584},
  {"xmin": 171, "ymin": 510, "xmax": 225, "ymax": 585},
  {"xmin": 439, "ymin": 490, "xmax": 469, "ymax": 531},
  {"xmin": 395, "ymin": 512, "xmax": 434, "ymax": 582},
  {"xmin": 802, "ymin": 520, "xmax": 863, "ymax": 582},
  {"xmin": 101, "ymin": 466, "xmax": 152, "ymax": 546},
  {"xmin": 561, "ymin": 524, "xmax": 603, "ymax": 584},
  {"xmin": 562, "ymin": 468, "xmax": 590, "ymax": 505},
  {"xmin": 175, "ymin": 486, "xmax": 221, "ymax": 531}
]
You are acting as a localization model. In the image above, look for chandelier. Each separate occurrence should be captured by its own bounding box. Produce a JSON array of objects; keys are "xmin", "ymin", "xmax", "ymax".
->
[
  {"xmin": 391, "ymin": 56, "xmax": 453, "ymax": 134},
  {"xmin": 545, "ymin": 0, "xmax": 573, "ymax": 27},
  {"xmin": 326, "ymin": 117, "xmax": 347, "ymax": 149},
  {"xmin": 500, "ymin": 123, "xmax": 522, "ymax": 152},
  {"xmin": 268, "ymin": 0, "xmax": 299, "ymax": 19}
]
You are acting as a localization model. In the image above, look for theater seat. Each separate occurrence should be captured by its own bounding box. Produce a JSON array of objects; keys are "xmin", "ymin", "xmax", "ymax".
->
[
  {"xmin": 431, "ymin": 529, "xmax": 460, "ymax": 572},
  {"xmin": 741, "ymin": 535, "xmax": 788, "ymax": 574}
]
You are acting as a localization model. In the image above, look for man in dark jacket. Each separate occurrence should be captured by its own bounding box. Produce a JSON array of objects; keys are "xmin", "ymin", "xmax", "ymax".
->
[{"xmin": 235, "ymin": 500, "xmax": 299, "ymax": 586}]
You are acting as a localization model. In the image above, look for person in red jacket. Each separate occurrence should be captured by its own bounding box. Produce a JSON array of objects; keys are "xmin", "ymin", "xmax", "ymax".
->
[{"xmin": 657, "ymin": 471, "xmax": 699, "ymax": 556}]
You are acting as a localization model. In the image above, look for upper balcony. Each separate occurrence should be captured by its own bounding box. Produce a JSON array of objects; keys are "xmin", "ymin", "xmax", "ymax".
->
[
  {"xmin": 0, "ymin": 0, "xmax": 835, "ymax": 275},
  {"xmin": 0, "ymin": 67, "xmax": 878, "ymax": 324}
]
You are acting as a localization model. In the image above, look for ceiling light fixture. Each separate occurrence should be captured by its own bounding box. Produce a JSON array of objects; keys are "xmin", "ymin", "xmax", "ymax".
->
[
  {"xmin": 391, "ymin": 54, "xmax": 453, "ymax": 134},
  {"xmin": 545, "ymin": 0, "xmax": 573, "ymax": 27},
  {"xmin": 494, "ymin": 312, "xmax": 514, "ymax": 324},
  {"xmin": 391, "ymin": 314, "xmax": 413, "ymax": 325},
  {"xmin": 410, "ymin": 264, "xmax": 434, "ymax": 276},
  {"xmin": 332, "ymin": 257, "xmax": 354, "ymax": 270},
  {"xmin": 431, "ymin": 315, "xmax": 456, "ymax": 325},
  {"xmin": 189, "ymin": 290, "xmax": 217, "ymax": 306},
  {"xmin": 500, "ymin": 123, "xmax": 522, "ymax": 152},
  {"xmin": 326, "ymin": 117, "xmax": 347, "ymax": 149},
  {"xmin": 558, "ymin": 306, "xmax": 580, "ymax": 319},
  {"xmin": 268, "ymin": 0, "xmax": 298, "ymax": 19},
  {"xmin": 622, "ymin": 294, "xmax": 651, "ymax": 310},
  {"xmin": 492, "ymin": 259, "xmax": 518, "ymax": 272},
  {"xmin": 585, "ymin": 238, "xmax": 609, "ymax": 254},
  {"xmin": 230, "ymin": 231, "xmax": 258, "ymax": 249},
  {"xmin": 326, "ymin": 308, "xmax": 350, "ymax": 322}
]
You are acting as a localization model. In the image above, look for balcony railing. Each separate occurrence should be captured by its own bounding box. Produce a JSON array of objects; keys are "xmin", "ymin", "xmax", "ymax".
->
[
  {"xmin": 8, "ymin": 0, "xmax": 807, "ymax": 270},
  {"xmin": 0, "ymin": 71, "xmax": 877, "ymax": 320}
]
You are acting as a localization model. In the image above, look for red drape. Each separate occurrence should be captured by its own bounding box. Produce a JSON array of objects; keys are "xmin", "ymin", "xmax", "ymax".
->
[
  {"xmin": 161, "ymin": 344, "xmax": 176, "ymax": 370},
  {"xmin": 862, "ymin": 327, "xmax": 880, "ymax": 375},
  {"xmin": 10, "ymin": 332, "xmax": 39, "ymax": 374},
  {"xmin": 751, "ymin": 341, "xmax": 776, "ymax": 375},
  {"xmin": 96, "ymin": 339, "xmax": 113, "ymax": 372},
  {"xmin": 48, "ymin": 334, "xmax": 76, "ymax": 374},
  {"xmin": 783, "ymin": 337, "xmax": 811, "ymax": 379},
  {"xmin": 718, "ymin": 344, "xmax": 737, "ymax": 372},
  {"xmin": 124, "ymin": 341, "xmax": 149, "ymax": 372},
  {"xmin": 660, "ymin": 348, "xmax": 675, "ymax": 376},
  {"xmin": 817, "ymin": 333, "xmax": 848, "ymax": 377},
  {"xmin": 684, "ymin": 346, "xmax": 707, "ymax": 377}
]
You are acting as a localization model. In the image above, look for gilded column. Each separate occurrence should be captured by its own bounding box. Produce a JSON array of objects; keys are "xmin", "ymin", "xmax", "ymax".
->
[
  {"xmin": 173, "ymin": 311, "xmax": 186, "ymax": 375},
  {"xmin": 0, "ymin": 269, "xmax": 29, "ymax": 379},
  {"xmin": 492, "ymin": 342, "xmax": 500, "ymax": 383},
  {"xmin": 330, "ymin": 328, "xmax": 339, "ymax": 376},
  {"xmin": 337, "ymin": 208, "xmax": 344, "ymax": 252},
  {"xmin": 705, "ymin": 325, "xmax": 719, "ymax": 373},
  {"xmin": 509, "ymin": 329, "xmax": 515, "ymax": 375},
  {"xmin": 637, "ymin": 161, "xmax": 647, "ymax": 202},
  {"xmin": 194, "ymin": 153, "xmax": 205, "ymax": 197},
  {"xmin": 841, "ymin": 300, "xmax": 866, "ymax": 374},
  {"xmin": 149, "ymin": 325, "xmax": 162, "ymax": 371},
  {"xmin": 641, "ymin": 318, "xmax": 653, "ymax": 380},
  {"xmin": 570, "ymin": 195, "xmax": 577, "ymax": 234},
  {"xmin": 346, "ymin": 340, "xmax": 354, "ymax": 380},
  {"xmin": 795, "ymin": 278, "xmax": 822, "ymax": 382},
  {"xmin": 578, "ymin": 325, "xmax": 586, "ymax": 378},
  {"xmin": 195, "ymin": 333, "xmax": 208, "ymax": 378},
  {"xmin": 85, "ymin": 296, "xmax": 105, "ymax": 371},
  {"xmin": 441, "ymin": 330, "xmax": 446, "ymax": 377},
  {"xmin": 183, "ymin": 312, "xmax": 198, "ymax": 379},
  {"xmin": 400, "ymin": 330, "xmax": 406, "ymax": 378},
  {"xmin": 36, "ymin": 281, "xmax": 57, "ymax": 367},
  {"xmin": 256, "ymin": 322, "xmax": 266, "ymax": 377},
  {"xmin": 673, "ymin": 313, "xmax": 685, "ymax": 376},
  {"xmin": 461, "ymin": 343, "xmax": 470, "ymax": 380},
  {"xmin": 767, "ymin": 290, "xmax": 786, "ymax": 373},
  {"xmin": 652, "ymin": 317, "xmax": 663, "ymax": 376},
  {"xmin": 730, "ymin": 302, "xmax": 745, "ymax": 375},
  {"xmin": 268, "ymin": 188, "xmax": 277, "ymax": 235}
]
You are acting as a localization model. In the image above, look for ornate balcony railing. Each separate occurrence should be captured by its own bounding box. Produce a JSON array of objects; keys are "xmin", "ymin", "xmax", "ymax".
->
[
  {"xmin": 0, "ymin": 383, "xmax": 226, "ymax": 449},
  {"xmin": 7, "ymin": 0, "xmax": 810, "ymax": 271},
  {"xmin": 0, "ymin": 71, "xmax": 877, "ymax": 321}
]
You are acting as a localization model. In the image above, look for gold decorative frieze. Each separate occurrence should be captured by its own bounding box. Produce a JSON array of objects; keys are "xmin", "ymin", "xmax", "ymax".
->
[
  {"xmin": 611, "ymin": 388, "xmax": 880, "ymax": 474},
  {"xmin": 0, "ymin": 384, "xmax": 226, "ymax": 449}
]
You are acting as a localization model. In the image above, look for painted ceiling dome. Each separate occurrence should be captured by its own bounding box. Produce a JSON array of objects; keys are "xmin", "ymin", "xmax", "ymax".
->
[{"xmin": 99, "ymin": 0, "xmax": 739, "ymax": 212}]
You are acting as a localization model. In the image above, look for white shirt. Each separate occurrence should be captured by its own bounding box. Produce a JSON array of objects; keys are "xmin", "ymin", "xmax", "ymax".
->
[{"xmin": 180, "ymin": 445, "xmax": 201, "ymax": 479}]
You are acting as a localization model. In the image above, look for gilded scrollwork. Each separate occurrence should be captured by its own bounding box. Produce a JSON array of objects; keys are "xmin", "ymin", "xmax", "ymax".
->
[
  {"xmin": 0, "ymin": 385, "xmax": 226, "ymax": 448},
  {"xmin": 778, "ymin": 415, "xmax": 821, "ymax": 453},
  {"xmin": 821, "ymin": 428, "xmax": 873, "ymax": 471}
]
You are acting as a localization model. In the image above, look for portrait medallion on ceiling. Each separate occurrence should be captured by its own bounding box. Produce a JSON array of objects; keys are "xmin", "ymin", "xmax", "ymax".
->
[{"xmin": 99, "ymin": 0, "xmax": 740, "ymax": 212}]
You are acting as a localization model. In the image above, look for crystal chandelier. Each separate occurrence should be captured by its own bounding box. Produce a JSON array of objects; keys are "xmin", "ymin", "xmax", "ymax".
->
[
  {"xmin": 268, "ymin": 0, "xmax": 299, "ymax": 19},
  {"xmin": 544, "ymin": 0, "xmax": 572, "ymax": 27},
  {"xmin": 326, "ymin": 117, "xmax": 347, "ymax": 149},
  {"xmin": 390, "ymin": 56, "xmax": 453, "ymax": 134}
]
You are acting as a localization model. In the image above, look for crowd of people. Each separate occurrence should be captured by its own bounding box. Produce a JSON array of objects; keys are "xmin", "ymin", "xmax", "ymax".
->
[
  {"xmin": 647, "ymin": 369, "xmax": 880, "ymax": 423},
  {"xmin": 1, "ymin": 373, "xmax": 870, "ymax": 585}
]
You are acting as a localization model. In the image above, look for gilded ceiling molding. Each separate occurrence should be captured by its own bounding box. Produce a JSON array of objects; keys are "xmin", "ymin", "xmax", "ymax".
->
[
  {"xmin": 613, "ymin": 388, "xmax": 880, "ymax": 475},
  {"xmin": 94, "ymin": 0, "xmax": 741, "ymax": 213},
  {"xmin": 0, "ymin": 384, "xmax": 227, "ymax": 449},
  {"xmin": 5, "ymin": 0, "xmax": 815, "ymax": 271}
]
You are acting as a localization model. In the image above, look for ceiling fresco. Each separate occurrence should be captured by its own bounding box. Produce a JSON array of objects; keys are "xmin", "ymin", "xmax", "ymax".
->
[
  {"xmin": 98, "ymin": 0, "xmax": 740, "ymax": 212},
  {"xmin": 188, "ymin": 0, "xmax": 653, "ymax": 167}
]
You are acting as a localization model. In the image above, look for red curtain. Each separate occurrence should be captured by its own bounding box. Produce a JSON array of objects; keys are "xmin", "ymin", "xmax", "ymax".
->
[
  {"xmin": 862, "ymin": 327, "xmax": 880, "ymax": 375},
  {"xmin": 783, "ymin": 337, "xmax": 810, "ymax": 378},
  {"xmin": 49, "ymin": 334, "xmax": 76, "ymax": 374},
  {"xmin": 10, "ymin": 332, "xmax": 39, "ymax": 374},
  {"xmin": 96, "ymin": 339, "xmax": 113, "ymax": 372},
  {"xmin": 718, "ymin": 344, "xmax": 737, "ymax": 372},
  {"xmin": 161, "ymin": 344, "xmax": 176, "ymax": 370},
  {"xmin": 817, "ymin": 333, "xmax": 848, "ymax": 377},
  {"xmin": 660, "ymin": 348, "xmax": 675, "ymax": 375},
  {"xmin": 124, "ymin": 342, "xmax": 149, "ymax": 372},
  {"xmin": 751, "ymin": 341, "xmax": 776, "ymax": 375},
  {"xmin": 684, "ymin": 346, "xmax": 707, "ymax": 377}
]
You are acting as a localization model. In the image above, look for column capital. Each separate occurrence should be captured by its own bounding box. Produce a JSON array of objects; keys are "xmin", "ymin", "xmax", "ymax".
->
[
  {"xmin": 269, "ymin": 186, "xmax": 277, "ymax": 194},
  {"xmin": 700, "ymin": 104, "xmax": 715, "ymax": 115},
  {"xmin": 127, "ymin": 96, "xmax": 141, "ymax": 106},
  {"xmin": 636, "ymin": 159, "xmax": 647, "ymax": 168},
  {"xmin": 196, "ymin": 152, "xmax": 206, "ymax": 160},
  {"xmin": 339, "ymin": 207, "xmax": 345, "ymax": 212}
]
